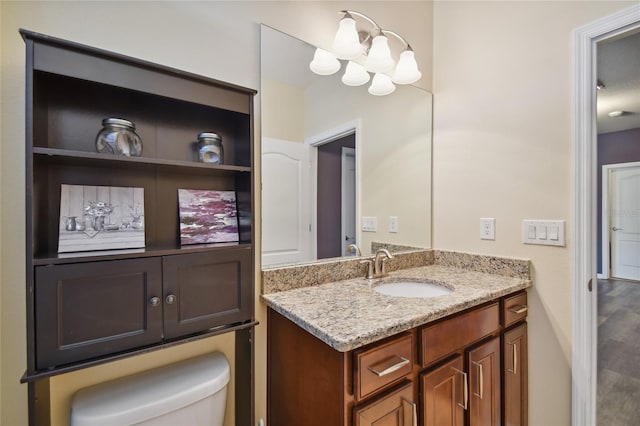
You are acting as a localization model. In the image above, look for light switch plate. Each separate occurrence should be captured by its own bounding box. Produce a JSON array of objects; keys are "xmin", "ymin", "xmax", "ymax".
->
[
  {"xmin": 522, "ymin": 220, "xmax": 565, "ymax": 246},
  {"xmin": 362, "ymin": 216, "xmax": 377, "ymax": 232}
]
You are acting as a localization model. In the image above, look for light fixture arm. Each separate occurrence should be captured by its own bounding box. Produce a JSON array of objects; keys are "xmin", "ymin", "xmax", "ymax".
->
[
  {"xmin": 340, "ymin": 10, "xmax": 381, "ymax": 32},
  {"xmin": 381, "ymin": 30, "xmax": 412, "ymax": 52},
  {"xmin": 341, "ymin": 10, "xmax": 412, "ymax": 52}
]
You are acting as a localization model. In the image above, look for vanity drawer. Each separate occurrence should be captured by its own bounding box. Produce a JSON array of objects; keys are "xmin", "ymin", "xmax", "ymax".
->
[
  {"xmin": 420, "ymin": 302, "xmax": 499, "ymax": 367},
  {"xmin": 354, "ymin": 333, "xmax": 414, "ymax": 401},
  {"xmin": 503, "ymin": 291, "xmax": 528, "ymax": 328}
]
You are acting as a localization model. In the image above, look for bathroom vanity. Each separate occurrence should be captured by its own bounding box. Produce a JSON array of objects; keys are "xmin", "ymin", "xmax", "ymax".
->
[{"xmin": 263, "ymin": 254, "xmax": 530, "ymax": 426}]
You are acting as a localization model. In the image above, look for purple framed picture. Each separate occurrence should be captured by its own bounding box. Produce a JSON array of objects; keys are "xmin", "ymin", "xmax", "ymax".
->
[{"xmin": 178, "ymin": 189, "xmax": 239, "ymax": 245}]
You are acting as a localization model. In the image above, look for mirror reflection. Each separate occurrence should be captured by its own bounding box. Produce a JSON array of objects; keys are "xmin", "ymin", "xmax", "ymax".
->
[{"xmin": 260, "ymin": 25, "xmax": 432, "ymax": 267}]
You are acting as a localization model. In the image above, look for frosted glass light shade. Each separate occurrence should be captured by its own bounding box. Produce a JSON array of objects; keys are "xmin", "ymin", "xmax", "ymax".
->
[
  {"xmin": 309, "ymin": 48, "xmax": 340, "ymax": 75},
  {"xmin": 332, "ymin": 17, "xmax": 362, "ymax": 60},
  {"xmin": 364, "ymin": 35, "xmax": 395, "ymax": 73},
  {"xmin": 392, "ymin": 50, "xmax": 422, "ymax": 84},
  {"xmin": 342, "ymin": 61, "xmax": 370, "ymax": 86},
  {"xmin": 368, "ymin": 73, "xmax": 395, "ymax": 96}
]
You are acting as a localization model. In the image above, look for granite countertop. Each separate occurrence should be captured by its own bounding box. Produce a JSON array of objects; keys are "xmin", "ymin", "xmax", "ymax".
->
[{"xmin": 262, "ymin": 264, "xmax": 532, "ymax": 352}]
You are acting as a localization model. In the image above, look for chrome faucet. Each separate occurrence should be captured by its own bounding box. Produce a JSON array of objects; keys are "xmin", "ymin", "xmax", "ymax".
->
[
  {"xmin": 373, "ymin": 248, "xmax": 393, "ymax": 278},
  {"xmin": 345, "ymin": 243, "xmax": 361, "ymax": 257}
]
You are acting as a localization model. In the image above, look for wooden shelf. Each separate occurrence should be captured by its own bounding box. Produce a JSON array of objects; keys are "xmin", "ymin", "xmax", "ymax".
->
[
  {"xmin": 32, "ymin": 242, "xmax": 252, "ymax": 266},
  {"xmin": 21, "ymin": 319, "xmax": 259, "ymax": 383},
  {"xmin": 33, "ymin": 147, "xmax": 252, "ymax": 173}
]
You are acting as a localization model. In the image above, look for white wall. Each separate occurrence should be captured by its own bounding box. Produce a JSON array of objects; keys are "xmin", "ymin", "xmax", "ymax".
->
[
  {"xmin": 305, "ymin": 74, "xmax": 433, "ymax": 252},
  {"xmin": 431, "ymin": 1, "xmax": 637, "ymax": 425},
  {"xmin": 0, "ymin": 2, "xmax": 433, "ymax": 425},
  {"xmin": 261, "ymin": 78, "xmax": 306, "ymax": 142}
]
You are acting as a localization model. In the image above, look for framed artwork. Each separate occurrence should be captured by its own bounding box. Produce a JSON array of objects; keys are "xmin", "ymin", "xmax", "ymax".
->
[
  {"xmin": 178, "ymin": 189, "xmax": 239, "ymax": 245},
  {"xmin": 58, "ymin": 184, "xmax": 145, "ymax": 253}
]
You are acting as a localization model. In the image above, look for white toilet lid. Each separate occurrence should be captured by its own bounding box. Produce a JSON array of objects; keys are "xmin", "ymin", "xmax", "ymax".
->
[{"xmin": 70, "ymin": 352, "xmax": 230, "ymax": 426}]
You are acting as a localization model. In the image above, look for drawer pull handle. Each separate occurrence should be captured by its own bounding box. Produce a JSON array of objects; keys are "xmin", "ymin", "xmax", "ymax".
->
[
  {"xmin": 453, "ymin": 367, "xmax": 468, "ymax": 410},
  {"xmin": 508, "ymin": 341, "xmax": 518, "ymax": 375},
  {"xmin": 509, "ymin": 305, "xmax": 528, "ymax": 314},
  {"xmin": 165, "ymin": 294, "xmax": 176, "ymax": 305},
  {"xmin": 402, "ymin": 398, "xmax": 418, "ymax": 426},
  {"xmin": 472, "ymin": 361, "xmax": 484, "ymax": 399},
  {"xmin": 149, "ymin": 296, "xmax": 160, "ymax": 307},
  {"xmin": 368, "ymin": 356, "xmax": 410, "ymax": 377}
]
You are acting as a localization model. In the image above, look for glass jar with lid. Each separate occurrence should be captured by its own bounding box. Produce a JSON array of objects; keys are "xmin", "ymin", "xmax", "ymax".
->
[
  {"xmin": 197, "ymin": 132, "xmax": 224, "ymax": 164},
  {"xmin": 95, "ymin": 118, "xmax": 143, "ymax": 157}
]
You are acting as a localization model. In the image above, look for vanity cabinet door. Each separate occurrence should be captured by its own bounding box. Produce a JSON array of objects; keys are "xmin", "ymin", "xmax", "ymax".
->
[
  {"xmin": 354, "ymin": 381, "xmax": 416, "ymax": 426},
  {"xmin": 504, "ymin": 323, "xmax": 528, "ymax": 426},
  {"xmin": 468, "ymin": 337, "xmax": 501, "ymax": 426},
  {"xmin": 421, "ymin": 356, "xmax": 465, "ymax": 426},
  {"xmin": 162, "ymin": 247, "xmax": 252, "ymax": 339},
  {"xmin": 35, "ymin": 258, "xmax": 163, "ymax": 370}
]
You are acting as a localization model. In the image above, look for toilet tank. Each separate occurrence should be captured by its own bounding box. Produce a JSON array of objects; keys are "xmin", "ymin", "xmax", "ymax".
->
[{"xmin": 70, "ymin": 352, "xmax": 230, "ymax": 426}]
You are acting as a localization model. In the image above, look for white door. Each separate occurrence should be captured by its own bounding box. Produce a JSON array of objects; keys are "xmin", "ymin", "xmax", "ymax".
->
[
  {"xmin": 610, "ymin": 165, "xmax": 640, "ymax": 281},
  {"xmin": 341, "ymin": 147, "xmax": 356, "ymax": 255},
  {"xmin": 261, "ymin": 138, "xmax": 311, "ymax": 266}
]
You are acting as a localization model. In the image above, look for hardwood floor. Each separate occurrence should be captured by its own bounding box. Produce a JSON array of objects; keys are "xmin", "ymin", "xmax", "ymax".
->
[{"xmin": 597, "ymin": 278, "xmax": 640, "ymax": 425}]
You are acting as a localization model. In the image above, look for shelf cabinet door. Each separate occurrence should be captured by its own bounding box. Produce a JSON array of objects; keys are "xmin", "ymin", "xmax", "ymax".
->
[
  {"xmin": 468, "ymin": 337, "xmax": 501, "ymax": 426},
  {"xmin": 421, "ymin": 356, "xmax": 465, "ymax": 426},
  {"xmin": 504, "ymin": 323, "xmax": 528, "ymax": 426},
  {"xmin": 354, "ymin": 382, "xmax": 416, "ymax": 426},
  {"xmin": 162, "ymin": 247, "xmax": 252, "ymax": 339},
  {"xmin": 35, "ymin": 257, "xmax": 163, "ymax": 370}
]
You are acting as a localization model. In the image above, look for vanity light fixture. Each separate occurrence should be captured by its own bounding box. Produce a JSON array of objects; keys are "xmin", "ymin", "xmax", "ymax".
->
[{"xmin": 309, "ymin": 10, "xmax": 422, "ymax": 96}]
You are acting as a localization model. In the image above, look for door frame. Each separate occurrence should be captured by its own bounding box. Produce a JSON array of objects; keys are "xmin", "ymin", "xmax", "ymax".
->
[
  {"xmin": 341, "ymin": 147, "xmax": 356, "ymax": 255},
  {"xmin": 573, "ymin": 5, "xmax": 640, "ymax": 426},
  {"xmin": 306, "ymin": 119, "xmax": 362, "ymax": 259},
  {"xmin": 601, "ymin": 161, "xmax": 640, "ymax": 280}
]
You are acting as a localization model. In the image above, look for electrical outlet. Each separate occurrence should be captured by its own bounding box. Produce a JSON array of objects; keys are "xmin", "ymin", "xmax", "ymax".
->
[
  {"xmin": 389, "ymin": 216, "xmax": 399, "ymax": 233},
  {"xmin": 480, "ymin": 218, "xmax": 496, "ymax": 240}
]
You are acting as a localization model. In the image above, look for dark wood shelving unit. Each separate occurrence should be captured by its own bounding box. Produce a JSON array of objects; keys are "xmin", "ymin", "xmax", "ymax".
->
[{"xmin": 21, "ymin": 29, "xmax": 257, "ymax": 426}]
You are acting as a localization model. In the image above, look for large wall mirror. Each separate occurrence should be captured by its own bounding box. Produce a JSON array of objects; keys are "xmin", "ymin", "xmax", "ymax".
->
[{"xmin": 260, "ymin": 25, "xmax": 432, "ymax": 267}]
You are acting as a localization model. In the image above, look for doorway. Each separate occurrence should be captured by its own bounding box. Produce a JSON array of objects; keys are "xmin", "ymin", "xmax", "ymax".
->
[
  {"xmin": 316, "ymin": 133, "xmax": 356, "ymax": 259},
  {"xmin": 574, "ymin": 5, "xmax": 640, "ymax": 425},
  {"xmin": 341, "ymin": 147, "xmax": 357, "ymax": 255}
]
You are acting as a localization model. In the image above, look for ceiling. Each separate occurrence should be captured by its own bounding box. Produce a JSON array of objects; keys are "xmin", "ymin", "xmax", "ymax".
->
[{"xmin": 597, "ymin": 30, "xmax": 640, "ymax": 134}]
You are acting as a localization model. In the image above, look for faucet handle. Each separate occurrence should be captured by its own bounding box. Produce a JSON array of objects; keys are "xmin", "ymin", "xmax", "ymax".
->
[{"xmin": 359, "ymin": 258, "xmax": 374, "ymax": 279}]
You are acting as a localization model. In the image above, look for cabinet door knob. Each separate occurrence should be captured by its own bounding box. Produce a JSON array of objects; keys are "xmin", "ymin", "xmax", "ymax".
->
[
  {"xmin": 149, "ymin": 296, "xmax": 160, "ymax": 307},
  {"xmin": 165, "ymin": 294, "xmax": 177, "ymax": 305}
]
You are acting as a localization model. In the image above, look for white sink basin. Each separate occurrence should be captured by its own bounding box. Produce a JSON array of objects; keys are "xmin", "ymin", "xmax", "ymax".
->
[{"xmin": 373, "ymin": 281, "xmax": 453, "ymax": 298}]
